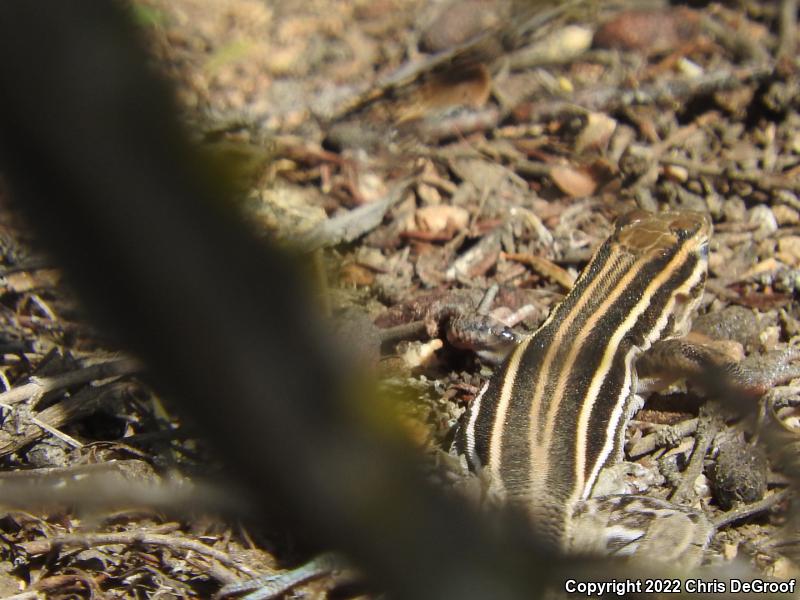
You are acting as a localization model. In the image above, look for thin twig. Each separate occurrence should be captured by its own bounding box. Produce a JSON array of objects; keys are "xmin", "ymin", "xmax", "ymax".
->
[
  {"xmin": 22, "ymin": 531, "xmax": 261, "ymax": 580},
  {"xmin": 377, "ymin": 320, "xmax": 427, "ymax": 344},
  {"xmin": 628, "ymin": 418, "xmax": 699, "ymax": 459},
  {"xmin": 778, "ymin": 0, "xmax": 798, "ymax": 59},
  {"xmin": 476, "ymin": 284, "xmax": 499, "ymax": 315},
  {"xmin": 670, "ymin": 412, "xmax": 719, "ymax": 504},
  {"xmin": 216, "ymin": 553, "xmax": 343, "ymax": 600},
  {"xmin": 1, "ymin": 592, "xmax": 43, "ymax": 600},
  {"xmin": 520, "ymin": 66, "xmax": 774, "ymax": 123},
  {"xmin": 0, "ymin": 382, "xmax": 126, "ymax": 457},
  {"xmin": 0, "ymin": 357, "xmax": 140, "ymax": 406},
  {"xmin": 28, "ymin": 415, "xmax": 83, "ymax": 448},
  {"xmin": 327, "ymin": 0, "xmax": 587, "ymax": 120},
  {"xmin": 0, "ymin": 461, "xmax": 247, "ymax": 516},
  {"xmin": 660, "ymin": 155, "xmax": 800, "ymax": 193},
  {"xmin": 712, "ymin": 489, "xmax": 792, "ymax": 530}
]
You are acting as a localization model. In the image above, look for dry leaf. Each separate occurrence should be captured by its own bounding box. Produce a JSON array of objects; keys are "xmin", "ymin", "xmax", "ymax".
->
[
  {"xmin": 593, "ymin": 8, "xmax": 700, "ymax": 55},
  {"xmin": 550, "ymin": 164, "xmax": 598, "ymax": 197},
  {"xmin": 394, "ymin": 65, "xmax": 492, "ymax": 123}
]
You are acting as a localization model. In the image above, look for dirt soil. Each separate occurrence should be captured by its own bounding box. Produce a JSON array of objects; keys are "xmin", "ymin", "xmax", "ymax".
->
[{"xmin": 1, "ymin": 0, "xmax": 800, "ymax": 597}]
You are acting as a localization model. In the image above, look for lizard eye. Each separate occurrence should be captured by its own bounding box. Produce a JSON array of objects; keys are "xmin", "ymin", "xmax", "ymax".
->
[
  {"xmin": 498, "ymin": 328, "xmax": 519, "ymax": 344},
  {"xmin": 698, "ymin": 241, "xmax": 709, "ymax": 259}
]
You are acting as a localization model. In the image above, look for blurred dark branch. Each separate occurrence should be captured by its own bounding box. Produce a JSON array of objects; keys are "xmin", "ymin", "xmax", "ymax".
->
[{"xmin": 0, "ymin": 2, "xmax": 565, "ymax": 598}]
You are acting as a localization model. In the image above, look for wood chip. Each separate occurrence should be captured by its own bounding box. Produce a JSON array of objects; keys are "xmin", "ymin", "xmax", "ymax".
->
[
  {"xmin": 777, "ymin": 236, "xmax": 800, "ymax": 267},
  {"xmin": 503, "ymin": 252, "xmax": 575, "ymax": 290},
  {"xmin": 415, "ymin": 205, "xmax": 469, "ymax": 234},
  {"xmin": 575, "ymin": 113, "xmax": 617, "ymax": 155}
]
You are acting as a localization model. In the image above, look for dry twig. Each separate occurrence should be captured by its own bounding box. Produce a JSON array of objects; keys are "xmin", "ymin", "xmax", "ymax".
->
[
  {"xmin": 21, "ymin": 531, "xmax": 261, "ymax": 582},
  {"xmin": 0, "ymin": 357, "xmax": 140, "ymax": 406}
]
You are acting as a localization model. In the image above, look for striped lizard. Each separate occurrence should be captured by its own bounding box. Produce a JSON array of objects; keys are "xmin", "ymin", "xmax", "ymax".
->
[{"xmin": 454, "ymin": 209, "xmax": 716, "ymax": 565}]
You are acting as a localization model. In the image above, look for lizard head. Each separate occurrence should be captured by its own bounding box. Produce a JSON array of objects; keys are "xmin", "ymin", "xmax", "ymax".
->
[{"xmin": 612, "ymin": 209, "xmax": 712, "ymax": 340}]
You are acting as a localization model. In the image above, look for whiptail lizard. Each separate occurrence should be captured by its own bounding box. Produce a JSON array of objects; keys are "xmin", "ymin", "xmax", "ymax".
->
[{"xmin": 454, "ymin": 209, "xmax": 715, "ymax": 565}]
